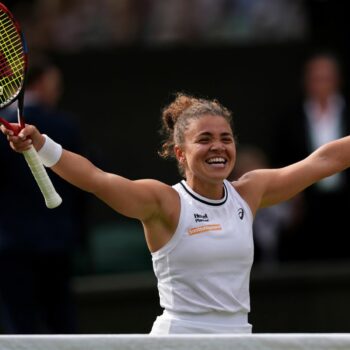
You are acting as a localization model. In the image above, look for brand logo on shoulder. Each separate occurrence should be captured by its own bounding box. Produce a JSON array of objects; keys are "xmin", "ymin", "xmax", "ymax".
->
[
  {"xmin": 194, "ymin": 213, "xmax": 209, "ymax": 223},
  {"xmin": 238, "ymin": 208, "xmax": 244, "ymax": 220}
]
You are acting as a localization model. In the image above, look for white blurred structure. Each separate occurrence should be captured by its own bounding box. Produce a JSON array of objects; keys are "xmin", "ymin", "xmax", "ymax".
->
[{"xmin": 1, "ymin": 334, "xmax": 350, "ymax": 350}]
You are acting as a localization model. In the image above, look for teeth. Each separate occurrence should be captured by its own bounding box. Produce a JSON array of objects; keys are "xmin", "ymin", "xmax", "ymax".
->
[{"xmin": 207, "ymin": 157, "xmax": 226, "ymax": 164}]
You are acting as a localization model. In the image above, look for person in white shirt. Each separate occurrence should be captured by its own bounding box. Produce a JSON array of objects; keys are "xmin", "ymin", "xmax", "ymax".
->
[
  {"xmin": 273, "ymin": 51, "xmax": 350, "ymax": 262},
  {"xmin": 2, "ymin": 92, "xmax": 350, "ymax": 334}
]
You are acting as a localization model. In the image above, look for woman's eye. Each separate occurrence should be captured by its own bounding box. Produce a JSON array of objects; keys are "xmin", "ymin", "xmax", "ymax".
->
[{"xmin": 198, "ymin": 139, "xmax": 209, "ymax": 143}]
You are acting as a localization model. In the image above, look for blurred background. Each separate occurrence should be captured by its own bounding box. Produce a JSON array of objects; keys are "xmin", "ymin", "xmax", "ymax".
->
[{"xmin": 1, "ymin": 0, "xmax": 350, "ymax": 334}]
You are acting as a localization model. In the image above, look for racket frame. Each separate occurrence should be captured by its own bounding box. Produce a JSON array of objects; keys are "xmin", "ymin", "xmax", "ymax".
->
[{"xmin": 0, "ymin": 2, "xmax": 62, "ymax": 208}]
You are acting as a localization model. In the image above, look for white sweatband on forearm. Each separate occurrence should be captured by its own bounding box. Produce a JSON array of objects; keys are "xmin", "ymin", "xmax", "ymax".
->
[{"xmin": 37, "ymin": 134, "xmax": 63, "ymax": 167}]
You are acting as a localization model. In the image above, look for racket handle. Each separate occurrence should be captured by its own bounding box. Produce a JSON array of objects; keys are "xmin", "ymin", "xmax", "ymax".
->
[{"xmin": 22, "ymin": 146, "xmax": 62, "ymax": 209}]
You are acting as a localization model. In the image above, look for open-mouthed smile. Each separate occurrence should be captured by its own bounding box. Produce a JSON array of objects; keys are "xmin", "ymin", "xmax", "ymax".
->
[{"xmin": 205, "ymin": 157, "xmax": 228, "ymax": 167}]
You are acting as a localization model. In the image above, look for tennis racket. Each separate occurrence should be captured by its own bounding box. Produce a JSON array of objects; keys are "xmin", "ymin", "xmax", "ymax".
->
[{"xmin": 0, "ymin": 2, "xmax": 62, "ymax": 209}]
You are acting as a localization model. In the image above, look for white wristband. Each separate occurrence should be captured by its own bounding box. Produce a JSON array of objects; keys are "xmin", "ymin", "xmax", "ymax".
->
[{"xmin": 38, "ymin": 134, "xmax": 63, "ymax": 167}]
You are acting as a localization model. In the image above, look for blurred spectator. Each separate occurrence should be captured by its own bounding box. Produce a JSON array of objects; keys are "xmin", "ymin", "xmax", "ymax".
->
[
  {"xmin": 144, "ymin": 0, "xmax": 308, "ymax": 45},
  {"xmin": 272, "ymin": 51, "xmax": 350, "ymax": 262},
  {"xmin": 10, "ymin": 0, "xmax": 309, "ymax": 51},
  {"xmin": 211, "ymin": 0, "xmax": 308, "ymax": 44},
  {"xmin": 231, "ymin": 145, "xmax": 301, "ymax": 267},
  {"xmin": 0, "ymin": 54, "xmax": 86, "ymax": 333},
  {"xmin": 18, "ymin": 0, "xmax": 146, "ymax": 52}
]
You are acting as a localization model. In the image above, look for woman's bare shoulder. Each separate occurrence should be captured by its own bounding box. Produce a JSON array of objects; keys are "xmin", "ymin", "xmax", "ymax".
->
[{"xmin": 230, "ymin": 170, "xmax": 269, "ymax": 216}]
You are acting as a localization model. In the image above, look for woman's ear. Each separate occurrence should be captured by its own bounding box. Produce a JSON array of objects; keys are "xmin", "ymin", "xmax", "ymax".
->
[{"xmin": 174, "ymin": 145, "xmax": 186, "ymax": 164}]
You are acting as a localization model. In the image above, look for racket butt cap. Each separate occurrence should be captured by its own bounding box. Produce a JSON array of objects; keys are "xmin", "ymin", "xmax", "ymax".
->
[{"xmin": 45, "ymin": 194, "xmax": 63, "ymax": 209}]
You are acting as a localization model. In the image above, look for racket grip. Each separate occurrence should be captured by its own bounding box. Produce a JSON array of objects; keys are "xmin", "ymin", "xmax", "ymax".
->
[{"xmin": 22, "ymin": 146, "xmax": 62, "ymax": 209}]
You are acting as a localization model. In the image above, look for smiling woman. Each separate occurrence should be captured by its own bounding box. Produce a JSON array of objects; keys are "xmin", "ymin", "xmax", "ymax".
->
[
  {"xmin": 159, "ymin": 93, "xmax": 236, "ymax": 198},
  {"xmin": 2, "ymin": 92, "xmax": 350, "ymax": 334},
  {"xmin": 159, "ymin": 93, "xmax": 234, "ymax": 178}
]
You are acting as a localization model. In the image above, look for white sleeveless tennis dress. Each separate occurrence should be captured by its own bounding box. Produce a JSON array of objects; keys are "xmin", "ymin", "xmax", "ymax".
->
[{"xmin": 150, "ymin": 179, "xmax": 254, "ymax": 334}]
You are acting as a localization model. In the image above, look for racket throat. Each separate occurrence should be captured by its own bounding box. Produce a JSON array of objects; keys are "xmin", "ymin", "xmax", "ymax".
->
[{"xmin": 17, "ymin": 91, "xmax": 25, "ymax": 130}]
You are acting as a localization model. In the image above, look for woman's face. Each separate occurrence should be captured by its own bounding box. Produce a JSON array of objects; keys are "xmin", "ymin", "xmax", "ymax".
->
[
  {"xmin": 175, "ymin": 114, "xmax": 236, "ymax": 186},
  {"xmin": 304, "ymin": 57, "xmax": 340, "ymax": 100}
]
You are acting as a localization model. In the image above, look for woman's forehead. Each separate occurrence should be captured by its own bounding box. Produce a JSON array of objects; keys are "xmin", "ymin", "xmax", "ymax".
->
[{"xmin": 187, "ymin": 114, "xmax": 233, "ymax": 134}]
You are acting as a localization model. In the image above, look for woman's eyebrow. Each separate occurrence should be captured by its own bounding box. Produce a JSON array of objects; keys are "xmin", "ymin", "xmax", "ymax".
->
[
  {"xmin": 196, "ymin": 131, "xmax": 233, "ymax": 137},
  {"xmin": 221, "ymin": 132, "xmax": 233, "ymax": 137},
  {"xmin": 197, "ymin": 132, "xmax": 212, "ymax": 137}
]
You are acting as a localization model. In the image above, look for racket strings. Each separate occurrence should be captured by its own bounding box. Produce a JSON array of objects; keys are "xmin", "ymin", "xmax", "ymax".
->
[{"xmin": 0, "ymin": 9, "xmax": 25, "ymax": 107}]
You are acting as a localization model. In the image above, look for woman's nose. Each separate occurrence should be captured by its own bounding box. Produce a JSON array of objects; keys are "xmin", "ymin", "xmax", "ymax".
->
[{"xmin": 210, "ymin": 141, "xmax": 225, "ymax": 151}]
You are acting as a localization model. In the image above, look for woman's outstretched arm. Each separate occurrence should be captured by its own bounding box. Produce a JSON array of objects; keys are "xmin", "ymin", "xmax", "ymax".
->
[
  {"xmin": 236, "ymin": 135, "xmax": 350, "ymax": 212},
  {"xmin": 1, "ymin": 123, "xmax": 174, "ymax": 221}
]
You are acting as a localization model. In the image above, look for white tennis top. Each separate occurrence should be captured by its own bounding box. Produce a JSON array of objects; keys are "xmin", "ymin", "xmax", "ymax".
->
[{"xmin": 151, "ymin": 179, "xmax": 254, "ymax": 334}]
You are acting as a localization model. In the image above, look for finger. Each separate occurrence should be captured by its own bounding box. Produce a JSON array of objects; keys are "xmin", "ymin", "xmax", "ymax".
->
[
  {"xmin": 0, "ymin": 124, "xmax": 14, "ymax": 136},
  {"xmin": 8, "ymin": 134, "xmax": 32, "ymax": 145},
  {"xmin": 9, "ymin": 138, "xmax": 32, "ymax": 152},
  {"xmin": 18, "ymin": 124, "xmax": 36, "ymax": 140},
  {"xmin": 18, "ymin": 132, "xmax": 27, "ymax": 140}
]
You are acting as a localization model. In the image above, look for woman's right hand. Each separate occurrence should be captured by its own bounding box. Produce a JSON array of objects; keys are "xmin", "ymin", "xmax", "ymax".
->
[{"xmin": 0, "ymin": 123, "xmax": 45, "ymax": 153}]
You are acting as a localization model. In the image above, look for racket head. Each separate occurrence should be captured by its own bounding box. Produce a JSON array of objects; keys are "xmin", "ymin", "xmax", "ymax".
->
[{"xmin": 0, "ymin": 2, "xmax": 28, "ymax": 112}]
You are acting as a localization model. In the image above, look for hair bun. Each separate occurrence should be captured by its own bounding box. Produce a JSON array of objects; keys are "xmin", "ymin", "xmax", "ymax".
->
[{"xmin": 162, "ymin": 93, "xmax": 196, "ymax": 131}]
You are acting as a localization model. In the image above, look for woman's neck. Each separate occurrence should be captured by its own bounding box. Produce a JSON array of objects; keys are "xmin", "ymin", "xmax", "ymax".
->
[{"xmin": 185, "ymin": 178, "xmax": 225, "ymax": 200}]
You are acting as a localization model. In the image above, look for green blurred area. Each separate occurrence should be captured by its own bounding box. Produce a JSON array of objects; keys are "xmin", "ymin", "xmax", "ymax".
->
[{"xmin": 73, "ymin": 220, "xmax": 152, "ymax": 276}]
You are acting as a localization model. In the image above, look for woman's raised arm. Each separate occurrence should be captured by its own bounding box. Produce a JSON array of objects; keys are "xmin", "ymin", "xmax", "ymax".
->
[
  {"xmin": 237, "ymin": 135, "xmax": 350, "ymax": 212},
  {"xmin": 1, "ymin": 123, "xmax": 174, "ymax": 221}
]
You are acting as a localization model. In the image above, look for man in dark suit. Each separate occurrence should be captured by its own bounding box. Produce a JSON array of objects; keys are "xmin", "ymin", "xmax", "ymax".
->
[
  {"xmin": 0, "ymin": 55, "xmax": 86, "ymax": 333},
  {"xmin": 273, "ymin": 51, "xmax": 350, "ymax": 262}
]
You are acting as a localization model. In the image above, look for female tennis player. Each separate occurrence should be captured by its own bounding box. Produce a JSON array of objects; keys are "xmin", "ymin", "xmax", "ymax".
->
[{"xmin": 2, "ymin": 93, "xmax": 350, "ymax": 334}]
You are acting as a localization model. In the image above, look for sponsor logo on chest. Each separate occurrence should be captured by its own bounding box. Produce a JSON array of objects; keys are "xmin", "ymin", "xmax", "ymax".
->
[
  {"xmin": 189, "ymin": 213, "xmax": 222, "ymax": 235},
  {"xmin": 194, "ymin": 213, "xmax": 209, "ymax": 223},
  {"xmin": 188, "ymin": 207, "xmax": 245, "ymax": 236}
]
